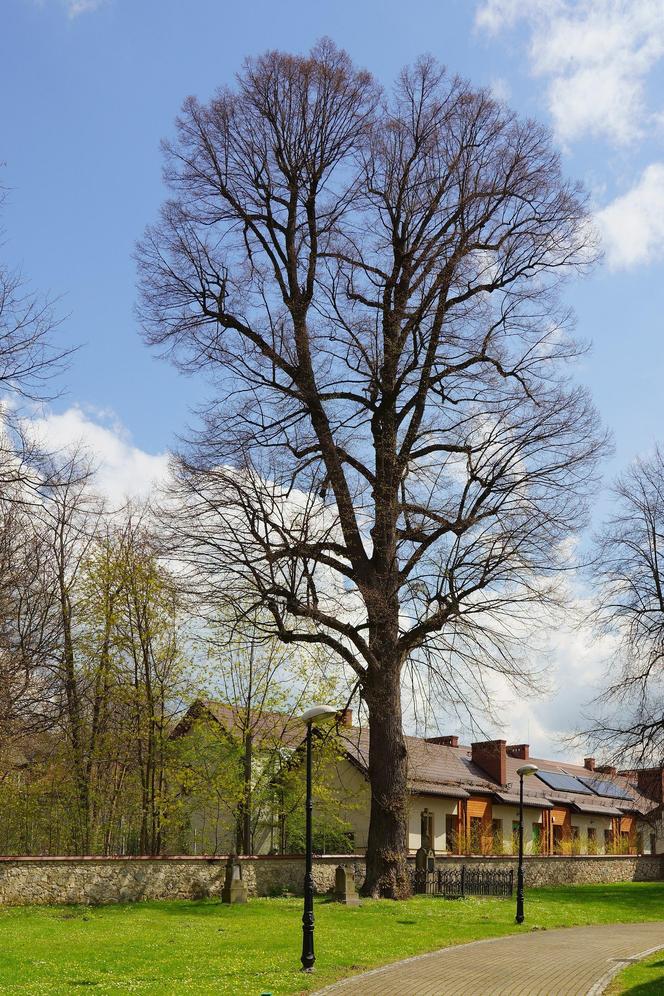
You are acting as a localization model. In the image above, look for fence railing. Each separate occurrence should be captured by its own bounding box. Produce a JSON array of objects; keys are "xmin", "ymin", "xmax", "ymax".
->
[{"xmin": 411, "ymin": 865, "xmax": 514, "ymax": 898}]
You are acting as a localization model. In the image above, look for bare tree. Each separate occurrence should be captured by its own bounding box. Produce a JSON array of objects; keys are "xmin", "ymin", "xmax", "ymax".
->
[
  {"xmin": 137, "ymin": 42, "xmax": 606, "ymax": 895},
  {"xmin": 0, "ymin": 502, "xmax": 60, "ymax": 766},
  {"xmin": 33, "ymin": 451, "xmax": 105, "ymax": 849},
  {"xmin": 0, "ymin": 185, "xmax": 72, "ymax": 500},
  {"xmin": 586, "ymin": 446, "xmax": 664, "ymax": 765}
]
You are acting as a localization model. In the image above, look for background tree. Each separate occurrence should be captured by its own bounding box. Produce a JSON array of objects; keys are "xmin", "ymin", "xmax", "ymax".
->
[
  {"xmin": 0, "ymin": 501, "xmax": 60, "ymax": 767},
  {"xmin": 115, "ymin": 516, "xmax": 190, "ymax": 854},
  {"xmin": 138, "ymin": 42, "xmax": 606, "ymax": 896},
  {"xmin": 587, "ymin": 446, "xmax": 664, "ymax": 764},
  {"xmin": 0, "ymin": 470, "xmax": 194, "ymax": 857},
  {"xmin": 36, "ymin": 452, "xmax": 104, "ymax": 851},
  {"xmin": 201, "ymin": 621, "xmax": 345, "ymax": 854},
  {"xmin": 166, "ymin": 712, "xmax": 245, "ymax": 855},
  {"xmin": 0, "ymin": 186, "xmax": 71, "ymax": 500}
]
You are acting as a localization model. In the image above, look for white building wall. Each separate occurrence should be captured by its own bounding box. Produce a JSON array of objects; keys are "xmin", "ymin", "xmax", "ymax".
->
[{"xmin": 408, "ymin": 795, "xmax": 458, "ymax": 853}]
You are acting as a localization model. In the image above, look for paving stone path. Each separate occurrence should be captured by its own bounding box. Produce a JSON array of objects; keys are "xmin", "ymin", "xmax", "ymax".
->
[{"xmin": 316, "ymin": 922, "xmax": 664, "ymax": 995}]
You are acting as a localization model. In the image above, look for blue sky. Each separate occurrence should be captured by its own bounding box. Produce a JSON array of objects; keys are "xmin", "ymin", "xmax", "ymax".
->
[{"xmin": 3, "ymin": 0, "xmax": 664, "ymax": 754}]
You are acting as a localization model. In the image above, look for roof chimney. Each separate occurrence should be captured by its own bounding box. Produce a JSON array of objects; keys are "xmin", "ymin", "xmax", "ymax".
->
[
  {"xmin": 625, "ymin": 767, "xmax": 664, "ymax": 805},
  {"xmin": 337, "ymin": 708, "xmax": 353, "ymax": 727},
  {"xmin": 584, "ymin": 757, "xmax": 596, "ymax": 771},
  {"xmin": 596, "ymin": 765, "xmax": 617, "ymax": 776},
  {"xmin": 426, "ymin": 735, "xmax": 459, "ymax": 747},
  {"xmin": 507, "ymin": 744, "xmax": 530, "ymax": 760},
  {"xmin": 471, "ymin": 740, "xmax": 507, "ymax": 786}
]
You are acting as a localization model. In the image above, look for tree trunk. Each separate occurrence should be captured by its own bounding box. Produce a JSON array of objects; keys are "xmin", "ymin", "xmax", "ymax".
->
[
  {"xmin": 361, "ymin": 665, "xmax": 411, "ymax": 898},
  {"xmin": 242, "ymin": 733, "xmax": 252, "ymax": 855}
]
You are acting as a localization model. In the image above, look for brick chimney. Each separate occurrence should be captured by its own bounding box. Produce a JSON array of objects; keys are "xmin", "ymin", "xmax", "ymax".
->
[
  {"xmin": 426, "ymin": 735, "xmax": 459, "ymax": 747},
  {"xmin": 625, "ymin": 767, "xmax": 664, "ymax": 805},
  {"xmin": 584, "ymin": 757, "xmax": 596, "ymax": 771},
  {"xmin": 596, "ymin": 765, "xmax": 617, "ymax": 776},
  {"xmin": 471, "ymin": 739, "xmax": 507, "ymax": 786},
  {"xmin": 337, "ymin": 709, "xmax": 353, "ymax": 727},
  {"xmin": 507, "ymin": 744, "xmax": 530, "ymax": 760}
]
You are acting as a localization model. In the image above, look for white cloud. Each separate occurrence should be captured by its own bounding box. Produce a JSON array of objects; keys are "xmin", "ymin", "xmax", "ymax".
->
[
  {"xmin": 475, "ymin": 0, "xmax": 557, "ymax": 35},
  {"xmin": 26, "ymin": 405, "xmax": 169, "ymax": 506},
  {"xmin": 28, "ymin": 0, "xmax": 108, "ymax": 17},
  {"xmin": 475, "ymin": 0, "xmax": 664, "ymax": 147},
  {"xmin": 489, "ymin": 77, "xmax": 512, "ymax": 103},
  {"xmin": 66, "ymin": 0, "xmax": 106, "ymax": 15},
  {"xmin": 595, "ymin": 163, "xmax": 664, "ymax": 268}
]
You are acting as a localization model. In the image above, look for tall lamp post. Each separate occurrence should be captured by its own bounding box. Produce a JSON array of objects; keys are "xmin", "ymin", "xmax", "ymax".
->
[
  {"xmin": 516, "ymin": 763, "xmax": 539, "ymax": 925},
  {"xmin": 300, "ymin": 704, "xmax": 338, "ymax": 973}
]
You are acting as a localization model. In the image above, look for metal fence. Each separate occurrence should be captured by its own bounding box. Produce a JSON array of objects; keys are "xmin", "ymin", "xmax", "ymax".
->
[{"xmin": 411, "ymin": 865, "xmax": 514, "ymax": 898}]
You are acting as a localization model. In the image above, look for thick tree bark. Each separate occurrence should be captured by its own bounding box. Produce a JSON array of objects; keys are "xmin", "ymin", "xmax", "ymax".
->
[{"xmin": 361, "ymin": 666, "xmax": 410, "ymax": 898}]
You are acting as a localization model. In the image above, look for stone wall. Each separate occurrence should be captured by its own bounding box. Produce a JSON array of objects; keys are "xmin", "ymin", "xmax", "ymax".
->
[
  {"xmin": 433, "ymin": 854, "xmax": 664, "ymax": 887},
  {"xmin": 0, "ymin": 856, "xmax": 364, "ymax": 906},
  {"xmin": 0, "ymin": 853, "xmax": 661, "ymax": 906}
]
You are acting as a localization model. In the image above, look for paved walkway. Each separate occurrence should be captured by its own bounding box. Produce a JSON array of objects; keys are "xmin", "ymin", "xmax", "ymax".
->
[{"xmin": 316, "ymin": 922, "xmax": 664, "ymax": 995}]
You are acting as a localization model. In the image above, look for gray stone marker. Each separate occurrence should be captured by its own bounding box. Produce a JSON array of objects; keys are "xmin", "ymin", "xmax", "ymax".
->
[
  {"xmin": 221, "ymin": 855, "xmax": 248, "ymax": 904},
  {"xmin": 334, "ymin": 864, "xmax": 359, "ymax": 905},
  {"xmin": 415, "ymin": 843, "xmax": 436, "ymax": 893}
]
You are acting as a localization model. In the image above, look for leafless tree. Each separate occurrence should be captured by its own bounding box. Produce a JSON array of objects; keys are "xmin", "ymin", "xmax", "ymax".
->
[
  {"xmin": 586, "ymin": 447, "xmax": 664, "ymax": 766},
  {"xmin": 137, "ymin": 41, "xmax": 607, "ymax": 895},
  {"xmin": 0, "ymin": 501, "xmax": 60, "ymax": 769},
  {"xmin": 0, "ymin": 185, "xmax": 72, "ymax": 500},
  {"xmin": 33, "ymin": 451, "xmax": 105, "ymax": 849}
]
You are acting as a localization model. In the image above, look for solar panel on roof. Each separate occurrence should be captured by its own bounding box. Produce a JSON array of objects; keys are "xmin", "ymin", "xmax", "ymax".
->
[
  {"xmin": 534, "ymin": 770, "xmax": 593, "ymax": 795},
  {"xmin": 577, "ymin": 775, "xmax": 634, "ymax": 801}
]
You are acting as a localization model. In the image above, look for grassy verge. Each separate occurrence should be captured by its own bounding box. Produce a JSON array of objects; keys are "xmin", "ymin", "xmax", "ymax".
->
[
  {"xmin": 1, "ymin": 883, "xmax": 664, "ymax": 994},
  {"xmin": 608, "ymin": 946, "xmax": 664, "ymax": 994}
]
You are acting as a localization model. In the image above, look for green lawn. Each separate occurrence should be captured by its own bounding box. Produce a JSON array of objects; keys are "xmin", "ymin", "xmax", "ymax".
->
[
  {"xmin": 1, "ymin": 883, "xmax": 664, "ymax": 994},
  {"xmin": 609, "ymin": 946, "xmax": 664, "ymax": 994}
]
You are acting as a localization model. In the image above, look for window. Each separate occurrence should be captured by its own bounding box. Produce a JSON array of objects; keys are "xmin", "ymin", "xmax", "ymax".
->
[
  {"xmin": 651, "ymin": 833, "xmax": 657, "ymax": 855},
  {"xmin": 571, "ymin": 825, "xmax": 580, "ymax": 854},
  {"xmin": 587, "ymin": 827, "xmax": 597, "ymax": 854},
  {"xmin": 553, "ymin": 825, "xmax": 564, "ymax": 854},
  {"xmin": 445, "ymin": 814, "xmax": 457, "ymax": 854},
  {"xmin": 532, "ymin": 823, "xmax": 541, "ymax": 854},
  {"xmin": 604, "ymin": 828, "xmax": 613, "ymax": 853},
  {"xmin": 470, "ymin": 816, "xmax": 483, "ymax": 854},
  {"xmin": 491, "ymin": 818, "xmax": 503, "ymax": 855},
  {"xmin": 420, "ymin": 809, "xmax": 433, "ymax": 850}
]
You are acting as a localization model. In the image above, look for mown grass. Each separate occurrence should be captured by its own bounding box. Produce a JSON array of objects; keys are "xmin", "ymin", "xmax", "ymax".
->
[
  {"xmin": 1, "ymin": 882, "xmax": 664, "ymax": 994},
  {"xmin": 608, "ymin": 947, "xmax": 664, "ymax": 994}
]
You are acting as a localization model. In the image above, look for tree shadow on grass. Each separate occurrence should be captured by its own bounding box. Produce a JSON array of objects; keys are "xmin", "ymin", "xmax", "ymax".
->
[{"xmin": 619, "ymin": 958, "xmax": 664, "ymax": 993}]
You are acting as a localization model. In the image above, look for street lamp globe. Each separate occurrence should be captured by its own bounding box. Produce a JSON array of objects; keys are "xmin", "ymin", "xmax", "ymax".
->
[
  {"xmin": 517, "ymin": 763, "xmax": 539, "ymax": 778},
  {"xmin": 301, "ymin": 705, "xmax": 338, "ymax": 724}
]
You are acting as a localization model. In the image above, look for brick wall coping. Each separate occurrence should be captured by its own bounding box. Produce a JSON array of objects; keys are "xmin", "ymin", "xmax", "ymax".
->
[
  {"xmin": 0, "ymin": 852, "xmax": 657, "ymax": 863},
  {"xmin": 0, "ymin": 853, "xmax": 365, "ymax": 863},
  {"xmin": 433, "ymin": 853, "xmax": 657, "ymax": 861}
]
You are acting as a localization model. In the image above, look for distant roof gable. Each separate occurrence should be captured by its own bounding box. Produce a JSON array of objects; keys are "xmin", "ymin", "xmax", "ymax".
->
[{"xmin": 173, "ymin": 698, "xmax": 304, "ymax": 749}]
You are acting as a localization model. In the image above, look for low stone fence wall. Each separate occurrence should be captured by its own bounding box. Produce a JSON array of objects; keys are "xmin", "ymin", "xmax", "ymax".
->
[
  {"xmin": 0, "ymin": 855, "xmax": 363, "ymax": 906},
  {"xmin": 0, "ymin": 853, "xmax": 661, "ymax": 906},
  {"xmin": 433, "ymin": 854, "xmax": 664, "ymax": 887}
]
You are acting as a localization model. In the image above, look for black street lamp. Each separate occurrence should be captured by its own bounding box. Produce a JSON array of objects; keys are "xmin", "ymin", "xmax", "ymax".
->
[
  {"xmin": 516, "ymin": 763, "xmax": 538, "ymax": 924},
  {"xmin": 300, "ymin": 704, "xmax": 338, "ymax": 973}
]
